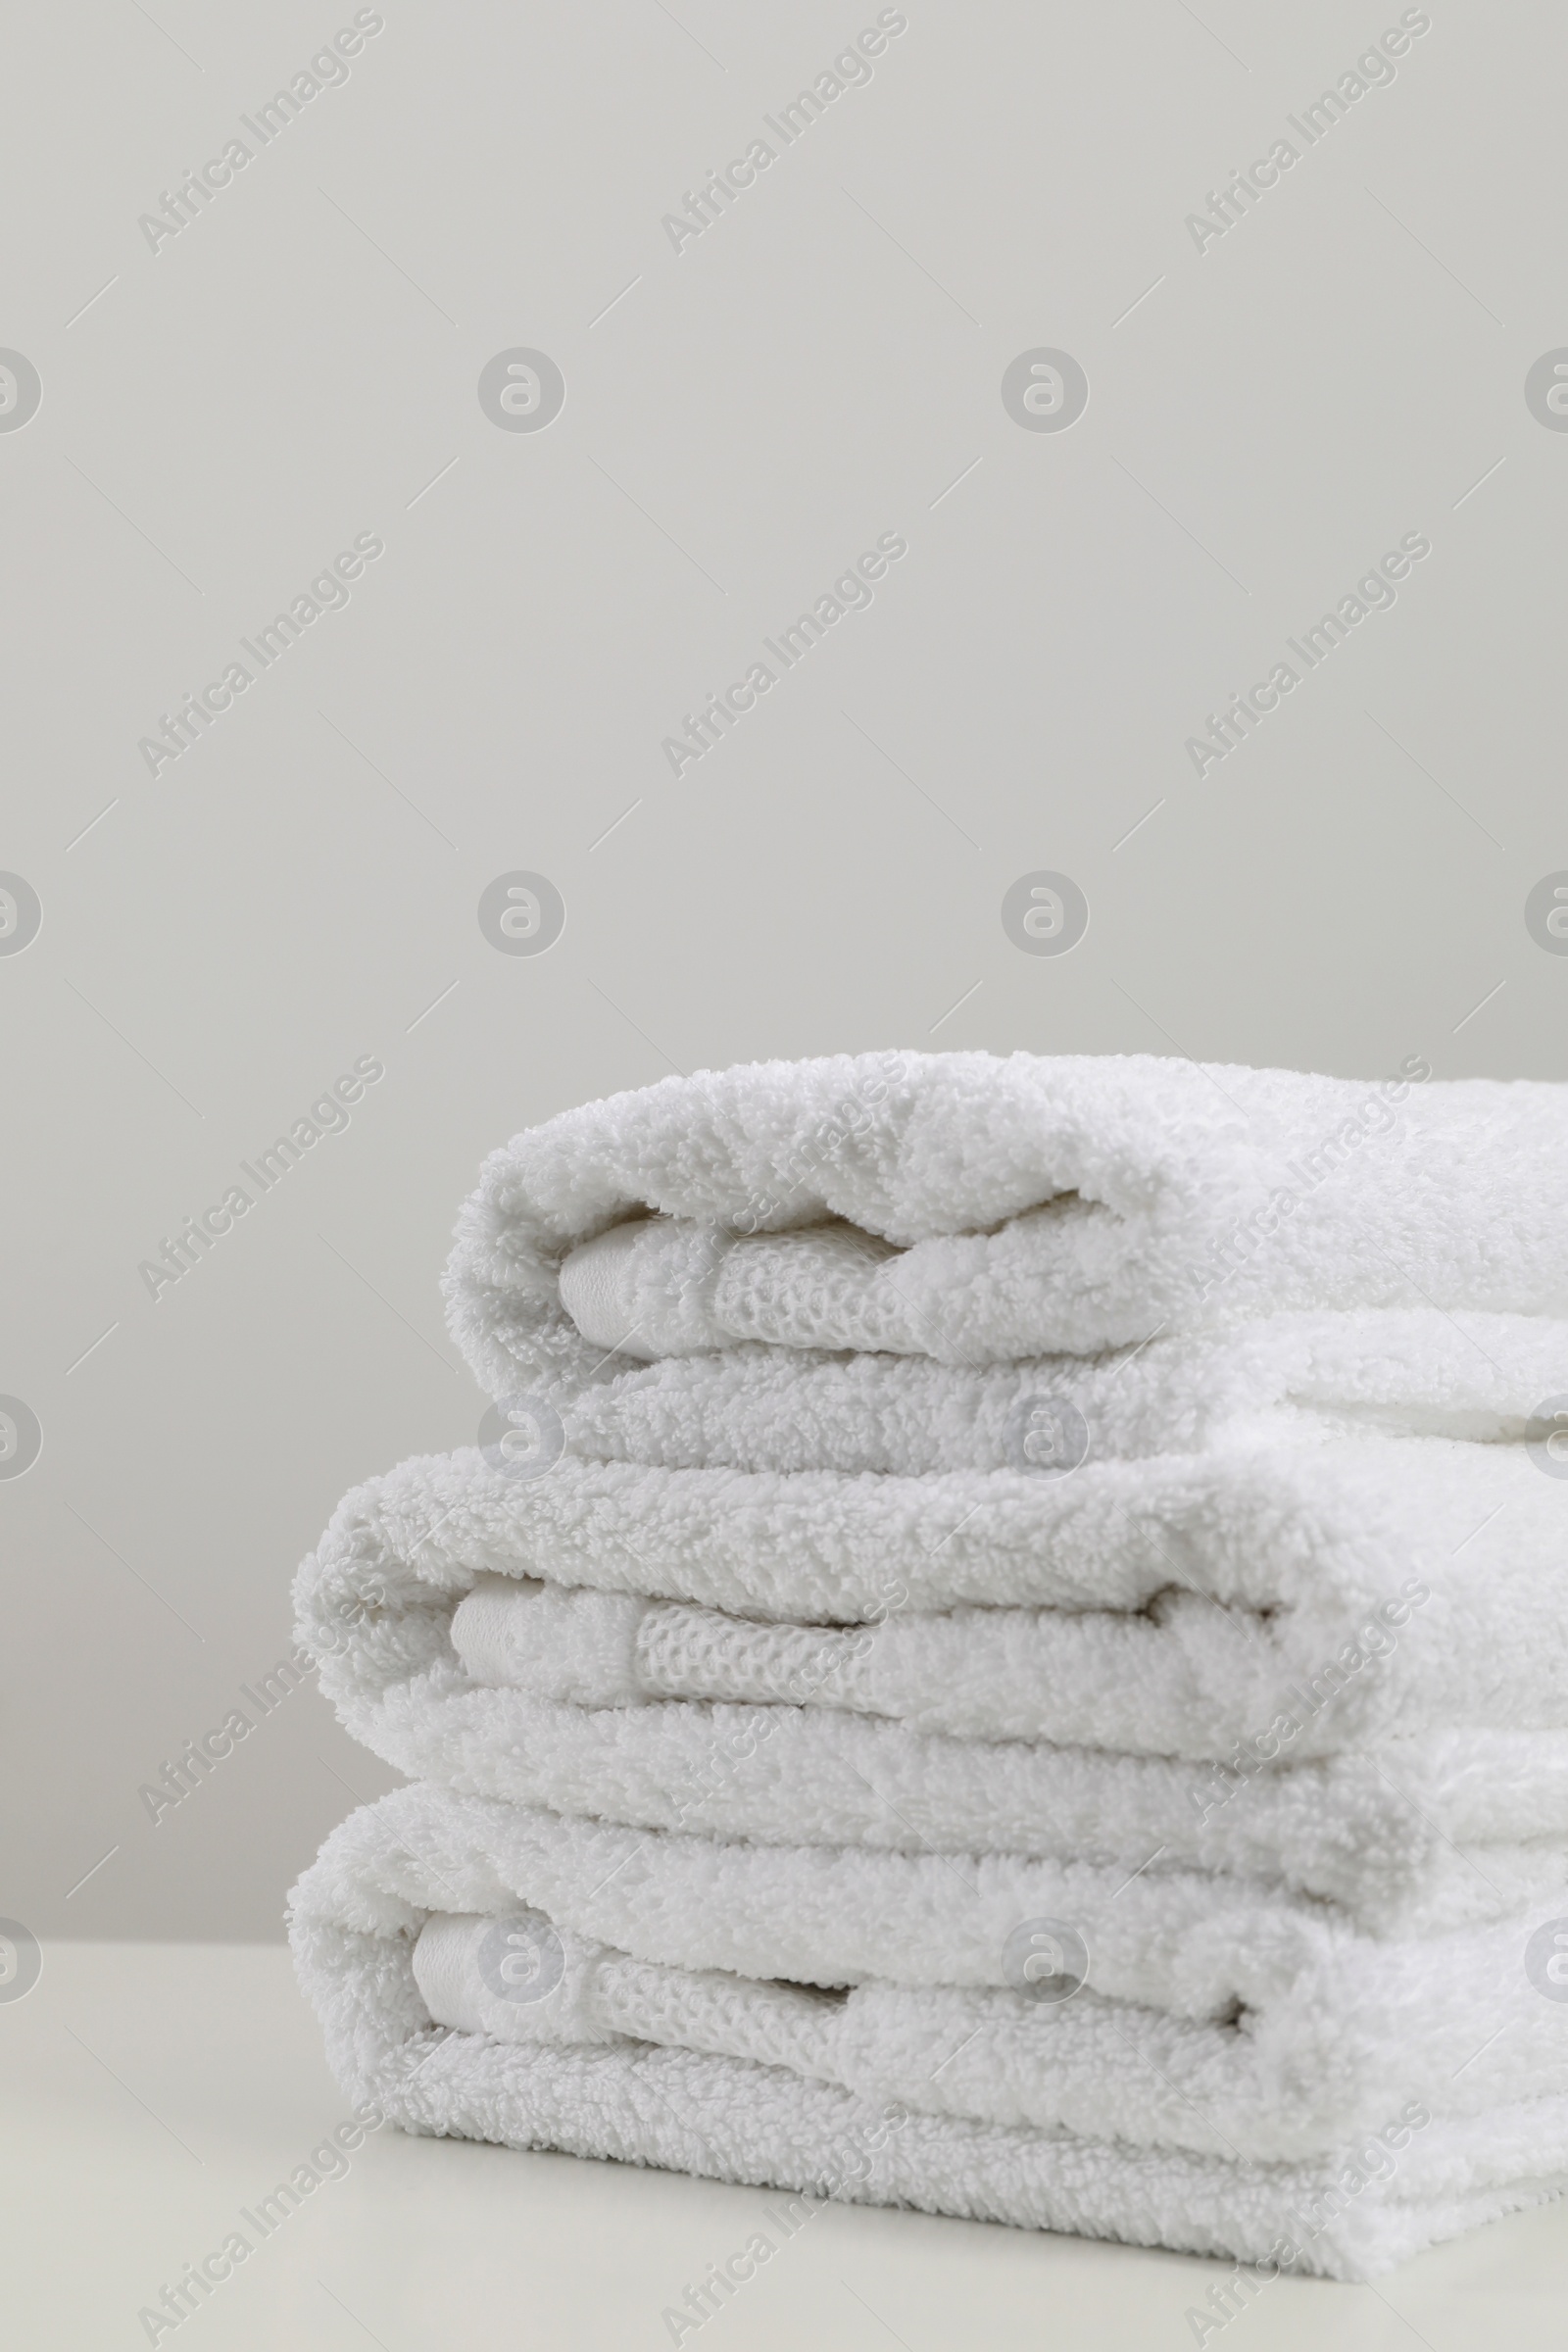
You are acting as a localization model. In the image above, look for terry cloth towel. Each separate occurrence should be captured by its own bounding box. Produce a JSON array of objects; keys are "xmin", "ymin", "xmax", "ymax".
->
[
  {"xmin": 299, "ymin": 1564, "xmax": 1568, "ymax": 1933},
  {"xmin": 460, "ymin": 1308, "xmax": 1568, "ymax": 1477},
  {"xmin": 290, "ymin": 1052, "xmax": 1568, "ymax": 2272},
  {"xmin": 287, "ymin": 1785, "xmax": 1568, "ymax": 2279},
  {"xmin": 297, "ymin": 1326, "xmax": 1568, "ymax": 1637},
  {"xmin": 295, "ymin": 1348, "xmax": 1568, "ymax": 1934},
  {"xmin": 440, "ymin": 1052, "xmax": 1568, "ymax": 1397}
]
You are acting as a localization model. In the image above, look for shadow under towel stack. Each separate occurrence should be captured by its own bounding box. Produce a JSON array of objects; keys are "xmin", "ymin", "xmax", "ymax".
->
[{"xmin": 289, "ymin": 1050, "xmax": 1568, "ymax": 2280}]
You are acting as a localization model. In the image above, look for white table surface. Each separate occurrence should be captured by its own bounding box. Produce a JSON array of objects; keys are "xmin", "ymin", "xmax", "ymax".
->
[{"xmin": 5, "ymin": 1942, "xmax": 1566, "ymax": 2351}]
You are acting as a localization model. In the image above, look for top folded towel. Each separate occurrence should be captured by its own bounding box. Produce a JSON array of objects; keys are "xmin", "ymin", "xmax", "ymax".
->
[{"xmin": 444, "ymin": 1051, "xmax": 1568, "ymax": 1395}]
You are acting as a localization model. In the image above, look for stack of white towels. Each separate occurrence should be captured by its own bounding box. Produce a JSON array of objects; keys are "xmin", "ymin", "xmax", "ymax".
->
[{"xmin": 290, "ymin": 1050, "xmax": 1568, "ymax": 2279}]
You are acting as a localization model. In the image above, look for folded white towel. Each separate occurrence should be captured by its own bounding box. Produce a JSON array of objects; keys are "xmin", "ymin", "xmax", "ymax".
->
[
  {"xmin": 550, "ymin": 1309, "xmax": 1568, "ymax": 1473},
  {"xmin": 297, "ymin": 1388, "xmax": 1568, "ymax": 1926},
  {"xmin": 300, "ymin": 1407, "xmax": 1562, "ymax": 1636},
  {"xmin": 295, "ymin": 1787, "xmax": 1568, "ymax": 2098},
  {"xmin": 402, "ymin": 1902, "xmax": 1535, "ymax": 2164},
  {"xmin": 438, "ymin": 1566, "xmax": 1467, "ymax": 1761},
  {"xmin": 287, "ymin": 1787, "xmax": 1568, "ymax": 2277},
  {"xmin": 312, "ymin": 1608, "xmax": 1568, "ymax": 1931},
  {"xmin": 442, "ymin": 1053, "xmax": 1568, "ymax": 1397},
  {"xmin": 293, "ymin": 1052, "xmax": 1568, "ymax": 2272}
]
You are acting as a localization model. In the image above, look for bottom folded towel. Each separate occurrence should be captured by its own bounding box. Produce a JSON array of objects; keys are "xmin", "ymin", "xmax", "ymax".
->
[{"xmin": 289, "ymin": 1788, "xmax": 1568, "ymax": 2278}]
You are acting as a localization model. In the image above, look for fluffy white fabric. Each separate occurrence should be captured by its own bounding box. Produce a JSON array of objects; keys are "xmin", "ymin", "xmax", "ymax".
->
[
  {"xmin": 531, "ymin": 1309, "xmax": 1568, "ymax": 1472},
  {"xmin": 288, "ymin": 1786, "xmax": 1568, "ymax": 2044},
  {"xmin": 296, "ymin": 1405, "xmax": 1568, "ymax": 1932},
  {"xmin": 404, "ymin": 1899, "xmax": 1555, "ymax": 2163},
  {"xmin": 299, "ymin": 1409, "xmax": 1563, "ymax": 1632},
  {"xmin": 353, "ymin": 1708, "xmax": 1568, "ymax": 1933},
  {"xmin": 287, "ymin": 1785, "xmax": 1568, "ymax": 2278},
  {"xmin": 441, "ymin": 1052, "xmax": 1568, "ymax": 1396},
  {"xmin": 308, "ymin": 1641, "xmax": 1568, "ymax": 1932},
  {"xmin": 290, "ymin": 1052, "xmax": 1568, "ymax": 2271},
  {"xmin": 440, "ymin": 1562, "xmax": 1536, "ymax": 1761}
]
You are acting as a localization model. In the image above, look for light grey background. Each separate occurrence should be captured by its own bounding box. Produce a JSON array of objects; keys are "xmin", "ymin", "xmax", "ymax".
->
[{"xmin": 3, "ymin": 0, "xmax": 1564, "ymax": 1940}]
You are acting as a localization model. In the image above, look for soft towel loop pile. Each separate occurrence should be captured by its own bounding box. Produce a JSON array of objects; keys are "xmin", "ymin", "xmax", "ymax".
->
[{"xmin": 290, "ymin": 1051, "xmax": 1568, "ymax": 2278}]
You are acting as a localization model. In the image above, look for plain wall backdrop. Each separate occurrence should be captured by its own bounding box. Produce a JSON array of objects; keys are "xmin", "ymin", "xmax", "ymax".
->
[{"xmin": 3, "ymin": 0, "xmax": 1565, "ymax": 1939}]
